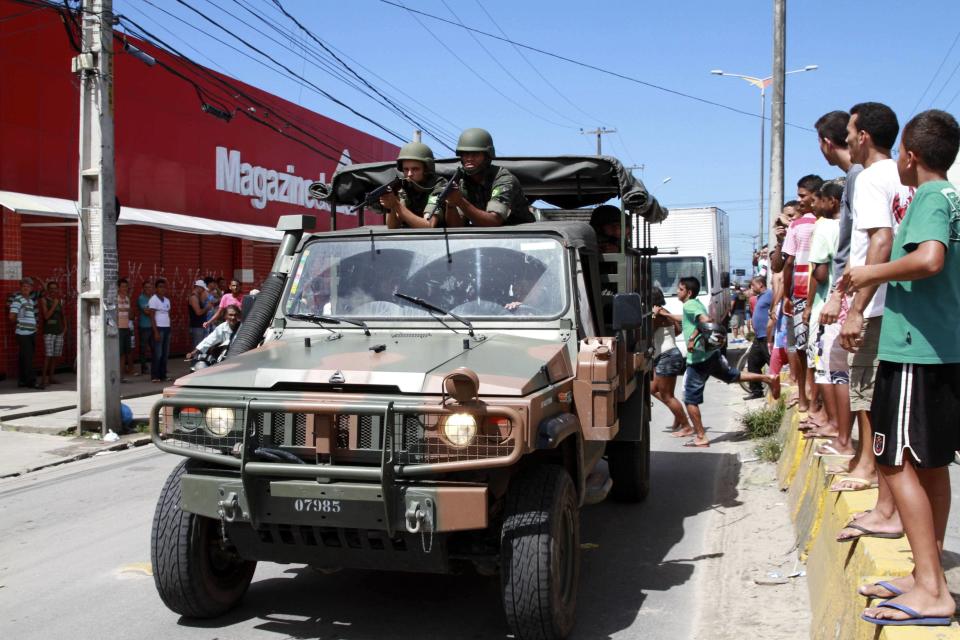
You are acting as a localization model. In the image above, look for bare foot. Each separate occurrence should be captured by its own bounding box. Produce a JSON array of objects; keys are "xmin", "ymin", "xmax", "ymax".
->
[{"xmin": 671, "ymin": 428, "xmax": 695, "ymax": 439}]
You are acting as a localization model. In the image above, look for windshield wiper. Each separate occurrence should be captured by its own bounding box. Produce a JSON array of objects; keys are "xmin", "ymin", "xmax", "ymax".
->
[
  {"xmin": 394, "ymin": 292, "xmax": 474, "ymax": 337},
  {"xmin": 287, "ymin": 313, "xmax": 371, "ymax": 336}
]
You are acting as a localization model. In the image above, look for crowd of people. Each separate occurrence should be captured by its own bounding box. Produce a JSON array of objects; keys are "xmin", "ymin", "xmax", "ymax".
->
[
  {"xmin": 8, "ymin": 275, "xmax": 247, "ymax": 386},
  {"xmin": 738, "ymin": 104, "xmax": 959, "ymax": 628}
]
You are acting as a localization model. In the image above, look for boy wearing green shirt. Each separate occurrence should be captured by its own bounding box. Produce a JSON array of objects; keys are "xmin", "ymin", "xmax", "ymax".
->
[
  {"xmin": 666, "ymin": 277, "xmax": 776, "ymax": 447},
  {"xmin": 844, "ymin": 110, "xmax": 960, "ymax": 627}
]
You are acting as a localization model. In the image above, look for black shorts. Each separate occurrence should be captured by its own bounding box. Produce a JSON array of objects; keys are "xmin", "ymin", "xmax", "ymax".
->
[{"xmin": 870, "ymin": 361, "xmax": 960, "ymax": 468}]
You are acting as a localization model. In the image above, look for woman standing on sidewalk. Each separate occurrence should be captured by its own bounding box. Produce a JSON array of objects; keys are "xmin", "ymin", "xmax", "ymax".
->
[{"xmin": 650, "ymin": 287, "xmax": 691, "ymax": 434}]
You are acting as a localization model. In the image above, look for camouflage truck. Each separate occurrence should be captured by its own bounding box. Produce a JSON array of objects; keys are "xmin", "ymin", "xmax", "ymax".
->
[{"xmin": 149, "ymin": 156, "xmax": 667, "ymax": 640}]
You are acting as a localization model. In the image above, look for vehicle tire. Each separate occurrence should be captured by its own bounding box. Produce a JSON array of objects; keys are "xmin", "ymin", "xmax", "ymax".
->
[
  {"xmin": 501, "ymin": 465, "xmax": 580, "ymax": 640},
  {"xmin": 737, "ymin": 349, "xmax": 752, "ymax": 393},
  {"xmin": 151, "ymin": 459, "xmax": 256, "ymax": 618},
  {"xmin": 607, "ymin": 434, "xmax": 651, "ymax": 502}
]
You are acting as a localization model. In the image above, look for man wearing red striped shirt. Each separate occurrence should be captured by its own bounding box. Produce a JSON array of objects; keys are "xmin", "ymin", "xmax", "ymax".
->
[{"xmin": 782, "ymin": 174, "xmax": 824, "ymax": 412}]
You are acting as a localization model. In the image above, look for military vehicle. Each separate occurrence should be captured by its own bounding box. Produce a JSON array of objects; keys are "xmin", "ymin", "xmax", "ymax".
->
[{"xmin": 149, "ymin": 155, "xmax": 667, "ymax": 640}]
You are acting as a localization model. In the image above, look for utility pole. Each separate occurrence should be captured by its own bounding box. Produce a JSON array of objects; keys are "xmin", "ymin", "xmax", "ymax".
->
[
  {"xmin": 580, "ymin": 127, "xmax": 616, "ymax": 155},
  {"xmin": 74, "ymin": 0, "xmax": 121, "ymax": 435},
  {"xmin": 413, "ymin": 129, "xmax": 421, "ymax": 143},
  {"xmin": 768, "ymin": 0, "xmax": 786, "ymax": 249},
  {"xmin": 625, "ymin": 164, "xmax": 645, "ymax": 179}
]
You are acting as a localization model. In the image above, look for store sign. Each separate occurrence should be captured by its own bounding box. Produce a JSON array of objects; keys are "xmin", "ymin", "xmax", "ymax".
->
[{"xmin": 215, "ymin": 146, "xmax": 330, "ymax": 211}]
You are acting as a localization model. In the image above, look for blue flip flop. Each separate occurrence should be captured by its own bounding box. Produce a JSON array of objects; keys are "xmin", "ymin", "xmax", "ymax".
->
[
  {"xmin": 861, "ymin": 601, "xmax": 953, "ymax": 626},
  {"xmin": 859, "ymin": 581, "xmax": 904, "ymax": 598}
]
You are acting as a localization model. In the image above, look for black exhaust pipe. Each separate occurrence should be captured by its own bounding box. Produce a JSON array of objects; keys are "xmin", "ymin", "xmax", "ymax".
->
[{"xmin": 227, "ymin": 215, "xmax": 316, "ymax": 358}]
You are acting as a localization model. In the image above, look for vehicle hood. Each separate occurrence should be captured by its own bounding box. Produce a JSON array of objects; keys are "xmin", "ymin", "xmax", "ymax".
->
[{"xmin": 177, "ymin": 332, "xmax": 573, "ymax": 396}]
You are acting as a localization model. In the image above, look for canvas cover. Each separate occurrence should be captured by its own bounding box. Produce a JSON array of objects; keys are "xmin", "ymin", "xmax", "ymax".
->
[{"xmin": 321, "ymin": 156, "xmax": 668, "ymax": 223}]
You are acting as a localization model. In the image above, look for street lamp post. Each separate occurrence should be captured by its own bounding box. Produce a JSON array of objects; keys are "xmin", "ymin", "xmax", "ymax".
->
[{"xmin": 710, "ymin": 65, "xmax": 817, "ymax": 246}]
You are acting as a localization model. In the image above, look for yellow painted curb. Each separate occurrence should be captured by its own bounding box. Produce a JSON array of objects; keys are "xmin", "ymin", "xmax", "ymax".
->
[{"xmin": 775, "ymin": 405, "xmax": 960, "ymax": 639}]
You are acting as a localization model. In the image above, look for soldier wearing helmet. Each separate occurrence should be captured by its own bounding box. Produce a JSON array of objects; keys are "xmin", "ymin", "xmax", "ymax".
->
[
  {"xmin": 379, "ymin": 142, "xmax": 452, "ymax": 228},
  {"xmin": 444, "ymin": 128, "xmax": 534, "ymax": 226}
]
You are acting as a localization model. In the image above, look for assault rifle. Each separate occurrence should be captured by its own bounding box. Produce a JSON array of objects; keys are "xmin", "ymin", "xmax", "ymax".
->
[
  {"xmin": 350, "ymin": 177, "xmax": 402, "ymax": 213},
  {"xmin": 426, "ymin": 167, "xmax": 464, "ymax": 221}
]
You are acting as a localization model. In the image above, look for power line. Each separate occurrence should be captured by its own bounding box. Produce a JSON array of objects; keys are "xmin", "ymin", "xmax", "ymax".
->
[
  {"xmin": 928, "ymin": 55, "xmax": 960, "ymax": 107},
  {"xmin": 171, "ymin": 0, "xmax": 407, "ymax": 144},
  {"xmin": 269, "ymin": 0, "xmax": 455, "ymax": 148},
  {"xmin": 473, "ymin": 0, "xmax": 608, "ymax": 126},
  {"xmin": 380, "ymin": 0, "xmax": 815, "ymax": 132},
  {"xmin": 132, "ymin": 1, "xmax": 379, "ymax": 162},
  {"xmin": 397, "ymin": 2, "xmax": 582, "ymax": 130},
  {"xmin": 439, "ymin": 0, "xmax": 582, "ymax": 128},
  {"xmin": 117, "ymin": 14, "xmax": 375, "ymax": 165},
  {"xmin": 909, "ymin": 29, "xmax": 960, "ymax": 116},
  {"xmin": 209, "ymin": 0, "xmax": 456, "ymax": 147}
]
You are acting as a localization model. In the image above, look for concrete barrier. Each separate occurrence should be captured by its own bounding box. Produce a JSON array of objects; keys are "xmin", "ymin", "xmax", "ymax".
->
[{"xmin": 773, "ymin": 392, "xmax": 960, "ymax": 639}]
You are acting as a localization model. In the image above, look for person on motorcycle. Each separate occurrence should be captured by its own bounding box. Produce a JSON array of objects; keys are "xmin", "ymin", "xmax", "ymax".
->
[{"xmin": 186, "ymin": 304, "xmax": 241, "ymax": 366}]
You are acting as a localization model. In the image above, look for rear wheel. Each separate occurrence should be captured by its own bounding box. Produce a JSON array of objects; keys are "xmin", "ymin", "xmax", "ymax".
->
[
  {"xmin": 607, "ymin": 434, "xmax": 651, "ymax": 502},
  {"xmin": 501, "ymin": 465, "xmax": 580, "ymax": 640},
  {"xmin": 151, "ymin": 460, "xmax": 256, "ymax": 618}
]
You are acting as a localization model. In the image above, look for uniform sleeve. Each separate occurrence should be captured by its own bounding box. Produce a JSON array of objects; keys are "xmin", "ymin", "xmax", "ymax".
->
[
  {"xmin": 148, "ymin": 296, "xmax": 160, "ymax": 311},
  {"xmin": 853, "ymin": 170, "xmax": 894, "ymax": 231},
  {"xmin": 422, "ymin": 178, "xmax": 448, "ymax": 220},
  {"xmin": 486, "ymin": 172, "xmax": 519, "ymax": 220},
  {"xmin": 898, "ymin": 189, "xmax": 953, "ymax": 252}
]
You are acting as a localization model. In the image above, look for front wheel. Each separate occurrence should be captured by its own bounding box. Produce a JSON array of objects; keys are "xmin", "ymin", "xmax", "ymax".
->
[
  {"xmin": 151, "ymin": 460, "xmax": 256, "ymax": 618},
  {"xmin": 501, "ymin": 465, "xmax": 580, "ymax": 640}
]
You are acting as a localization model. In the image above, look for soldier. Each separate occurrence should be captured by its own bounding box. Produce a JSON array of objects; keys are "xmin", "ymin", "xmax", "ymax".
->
[
  {"xmin": 445, "ymin": 128, "xmax": 534, "ymax": 226},
  {"xmin": 379, "ymin": 142, "xmax": 451, "ymax": 228},
  {"xmin": 590, "ymin": 204, "xmax": 630, "ymax": 252}
]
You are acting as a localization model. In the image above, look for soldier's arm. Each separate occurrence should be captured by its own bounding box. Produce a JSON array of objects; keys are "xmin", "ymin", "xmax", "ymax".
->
[{"xmin": 456, "ymin": 199, "xmax": 503, "ymax": 227}]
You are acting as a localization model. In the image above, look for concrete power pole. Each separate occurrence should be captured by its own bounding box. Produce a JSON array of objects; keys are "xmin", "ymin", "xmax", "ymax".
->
[
  {"xmin": 768, "ymin": 0, "xmax": 786, "ymax": 248},
  {"xmin": 580, "ymin": 127, "xmax": 616, "ymax": 155},
  {"xmin": 74, "ymin": 0, "xmax": 121, "ymax": 435}
]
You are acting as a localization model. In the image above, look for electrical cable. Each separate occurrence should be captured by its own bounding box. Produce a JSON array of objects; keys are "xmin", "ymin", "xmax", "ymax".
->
[
  {"xmin": 398, "ymin": 2, "xmax": 578, "ymax": 130},
  {"xmin": 439, "ymin": 0, "xmax": 582, "ymax": 128},
  {"xmin": 129, "ymin": 3, "xmax": 382, "ymax": 163},
  {"xmin": 927, "ymin": 54, "xmax": 960, "ymax": 108},
  {"xmin": 380, "ymin": 0, "xmax": 815, "ymax": 132},
  {"xmin": 117, "ymin": 15, "xmax": 373, "ymax": 165},
  {"xmin": 474, "ymin": 0, "xmax": 608, "ymax": 127},
  {"xmin": 270, "ymin": 0, "xmax": 455, "ymax": 150},
  {"xmin": 170, "ymin": 0, "xmax": 407, "ymax": 144},
  {"xmin": 224, "ymin": 0, "xmax": 457, "ymax": 148},
  {"xmin": 908, "ymin": 29, "xmax": 960, "ymax": 116}
]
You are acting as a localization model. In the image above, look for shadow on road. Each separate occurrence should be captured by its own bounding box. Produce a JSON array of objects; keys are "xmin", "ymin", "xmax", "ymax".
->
[{"xmin": 177, "ymin": 450, "xmax": 742, "ymax": 639}]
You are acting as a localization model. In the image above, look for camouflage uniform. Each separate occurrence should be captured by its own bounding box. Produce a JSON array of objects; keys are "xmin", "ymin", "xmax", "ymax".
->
[
  {"xmin": 458, "ymin": 165, "xmax": 534, "ymax": 225},
  {"xmin": 396, "ymin": 176, "xmax": 448, "ymax": 226}
]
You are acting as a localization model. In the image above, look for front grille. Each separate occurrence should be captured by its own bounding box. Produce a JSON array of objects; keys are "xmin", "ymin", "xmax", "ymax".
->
[{"xmin": 164, "ymin": 406, "xmax": 516, "ymax": 465}]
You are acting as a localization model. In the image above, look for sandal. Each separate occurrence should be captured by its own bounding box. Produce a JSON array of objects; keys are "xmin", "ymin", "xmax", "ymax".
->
[{"xmin": 829, "ymin": 476, "xmax": 878, "ymax": 492}]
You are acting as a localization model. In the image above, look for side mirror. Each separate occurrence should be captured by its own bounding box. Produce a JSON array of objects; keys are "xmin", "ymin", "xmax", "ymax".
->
[
  {"xmin": 612, "ymin": 292, "xmax": 643, "ymax": 331},
  {"xmin": 720, "ymin": 271, "xmax": 731, "ymax": 288}
]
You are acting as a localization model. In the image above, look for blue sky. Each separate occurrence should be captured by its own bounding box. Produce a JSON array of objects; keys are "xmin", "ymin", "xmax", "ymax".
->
[{"xmin": 113, "ymin": 0, "xmax": 960, "ymax": 272}]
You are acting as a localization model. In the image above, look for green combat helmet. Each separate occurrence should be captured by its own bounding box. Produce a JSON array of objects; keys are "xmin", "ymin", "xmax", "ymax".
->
[
  {"xmin": 456, "ymin": 128, "xmax": 496, "ymax": 174},
  {"xmin": 396, "ymin": 141, "xmax": 435, "ymax": 175}
]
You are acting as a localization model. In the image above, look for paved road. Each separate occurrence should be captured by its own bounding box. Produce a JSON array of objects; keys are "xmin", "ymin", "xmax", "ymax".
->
[{"xmin": 0, "ymin": 385, "xmax": 742, "ymax": 640}]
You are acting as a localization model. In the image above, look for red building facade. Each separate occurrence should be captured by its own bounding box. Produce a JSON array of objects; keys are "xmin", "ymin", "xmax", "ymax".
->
[{"xmin": 0, "ymin": 4, "xmax": 398, "ymax": 377}]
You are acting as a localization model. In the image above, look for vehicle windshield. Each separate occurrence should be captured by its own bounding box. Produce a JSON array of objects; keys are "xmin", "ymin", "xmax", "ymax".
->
[
  {"xmin": 284, "ymin": 235, "xmax": 568, "ymax": 320},
  {"xmin": 652, "ymin": 256, "xmax": 708, "ymax": 297}
]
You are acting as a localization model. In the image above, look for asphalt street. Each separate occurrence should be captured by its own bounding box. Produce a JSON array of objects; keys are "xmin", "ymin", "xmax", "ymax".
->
[{"xmin": 0, "ymin": 385, "xmax": 741, "ymax": 640}]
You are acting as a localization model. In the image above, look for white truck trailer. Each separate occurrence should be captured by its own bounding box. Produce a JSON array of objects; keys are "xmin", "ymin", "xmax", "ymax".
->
[{"xmin": 648, "ymin": 207, "xmax": 731, "ymax": 329}]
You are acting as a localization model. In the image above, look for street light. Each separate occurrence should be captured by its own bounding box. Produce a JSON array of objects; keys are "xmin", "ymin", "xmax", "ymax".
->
[{"xmin": 710, "ymin": 65, "xmax": 818, "ymax": 245}]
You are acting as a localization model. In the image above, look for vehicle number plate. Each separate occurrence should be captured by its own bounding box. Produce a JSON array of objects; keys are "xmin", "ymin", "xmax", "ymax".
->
[{"xmin": 292, "ymin": 498, "xmax": 342, "ymax": 513}]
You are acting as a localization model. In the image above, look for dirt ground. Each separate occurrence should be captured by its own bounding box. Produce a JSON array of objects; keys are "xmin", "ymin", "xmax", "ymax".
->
[{"xmin": 692, "ymin": 412, "xmax": 810, "ymax": 639}]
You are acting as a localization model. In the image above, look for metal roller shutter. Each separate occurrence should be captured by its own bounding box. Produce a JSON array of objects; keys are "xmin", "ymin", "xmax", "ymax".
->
[
  {"xmin": 253, "ymin": 244, "xmax": 275, "ymax": 289},
  {"xmin": 199, "ymin": 235, "xmax": 234, "ymax": 284}
]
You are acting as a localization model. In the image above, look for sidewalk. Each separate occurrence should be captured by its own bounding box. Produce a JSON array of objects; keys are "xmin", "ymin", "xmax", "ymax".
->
[{"xmin": 0, "ymin": 358, "xmax": 191, "ymax": 478}]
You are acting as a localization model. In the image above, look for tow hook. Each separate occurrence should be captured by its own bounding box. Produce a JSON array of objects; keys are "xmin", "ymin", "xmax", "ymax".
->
[
  {"xmin": 218, "ymin": 491, "xmax": 241, "ymax": 523},
  {"xmin": 404, "ymin": 497, "xmax": 435, "ymax": 553}
]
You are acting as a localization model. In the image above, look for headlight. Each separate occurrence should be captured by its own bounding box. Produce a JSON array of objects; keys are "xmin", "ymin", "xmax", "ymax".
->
[
  {"xmin": 177, "ymin": 407, "xmax": 204, "ymax": 432},
  {"xmin": 441, "ymin": 413, "xmax": 477, "ymax": 448},
  {"xmin": 204, "ymin": 407, "xmax": 236, "ymax": 437}
]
